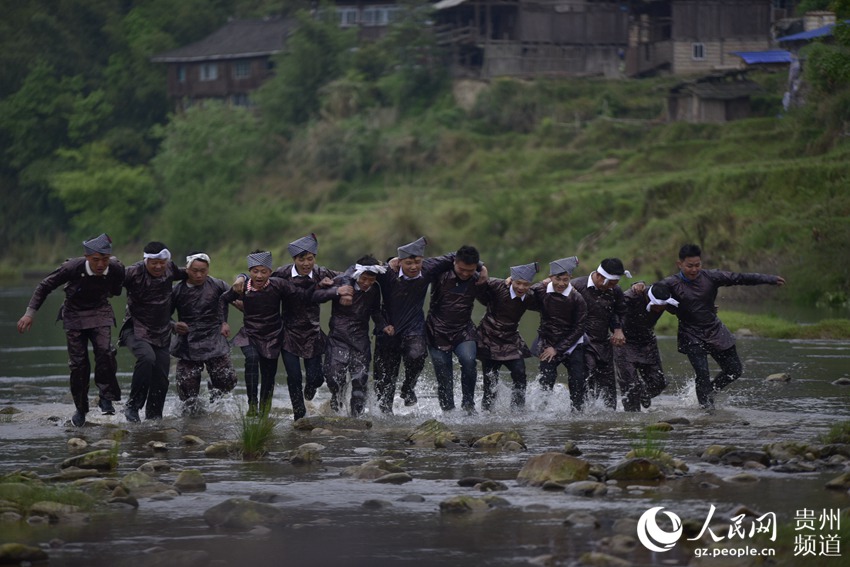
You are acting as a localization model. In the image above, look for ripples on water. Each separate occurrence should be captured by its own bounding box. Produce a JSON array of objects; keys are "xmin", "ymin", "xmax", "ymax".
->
[{"xmin": 1, "ymin": 289, "xmax": 849, "ymax": 565}]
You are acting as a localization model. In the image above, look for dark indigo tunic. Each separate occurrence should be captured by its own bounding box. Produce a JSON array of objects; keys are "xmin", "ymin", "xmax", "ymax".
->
[
  {"xmin": 572, "ymin": 275, "xmax": 626, "ymax": 362},
  {"xmin": 170, "ymin": 276, "xmax": 231, "ymax": 361},
  {"xmin": 476, "ymin": 278, "xmax": 539, "ymax": 361},
  {"xmin": 529, "ymin": 282, "xmax": 587, "ymax": 359},
  {"xmin": 425, "ymin": 269, "xmax": 483, "ymax": 351},
  {"xmin": 662, "ymin": 270, "xmax": 781, "ymax": 353},
  {"xmin": 219, "ymin": 277, "xmax": 301, "ymax": 360},
  {"xmin": 272, "ymin": 264, "xmax": 339, "ymax": 359},
  {"xmin": 123, "ymin": 260, "xmax": 186, "ymax": 348},
  {"xmin": 376, "ymin": 254, "xmax": 455, "ymax": 338},
  {"xmin": 313, "ymin": 276, "xmax": 387, "ymax": 356},
  {"xmin": 616, "ymin": 287, "xmax": 664, "ymax": 365},
  {"xmin": 27, "ymin": 257, "xmax": 125, "ymax": 330}
]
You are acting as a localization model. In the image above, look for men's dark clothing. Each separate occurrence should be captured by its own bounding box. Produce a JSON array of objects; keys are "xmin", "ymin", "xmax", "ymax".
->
[
  {"xmin": 476, "ymin": 278, "xmax": 538, "ymax": 410},
  {"xmin": 572, "ymin": 275, "xmax": 626, "ymax": 409},
  {"xmin": 426, "ymin": 269, "xmax": 483, "ymax": 411},
  {"xmin": 273, "ymin": 264, "xmax": 338, "ymax": 417},
  {"xmin": 220, "ymin": 277, "xmax": 301, "ymax": 412},
  {"xmin": 614, "ymin": 288, "xmax": 667, "ymax": 412},
  {"xmin": 662, "ymin": 269, "xmax": 780, "ymax": 407},
  {"xmin": 314, "ymin": 275, "xmax": 386, "ymax": 416},
  {"xmin": 26, "ymin": 257, "xmax": 125, "ymax": 415},
  {"xmin": 170, "ymin": 277, "xmax": 236, "ymax": 404},
  {"xmin": 529, "ymin": 282, "xmax": 587, "ymax": 410},
  {"xmin": 121, "ymin": 260, "xmax": 186, "ymax": 419},
  {"xmin": 374, "ymin": 254, "xmax": 454, "ymax": 412}
]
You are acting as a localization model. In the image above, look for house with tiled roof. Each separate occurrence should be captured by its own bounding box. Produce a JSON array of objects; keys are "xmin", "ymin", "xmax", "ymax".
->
[{"xmin": 151, "ymin": 17, "xmax": 294, "ymax": 111}]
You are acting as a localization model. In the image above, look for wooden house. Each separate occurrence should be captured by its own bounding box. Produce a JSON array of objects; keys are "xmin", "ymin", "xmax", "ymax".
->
[
  {"xmin": 434, "ymin": 0, "xmax": 631, "ymax": 79},
  {"xmin": 151, "ymin": 18, "xmax": 294, "ymax": 111},
  {"xmin": 627, "ymin": 0, "xmax": 773, "ymax": 77},
  {"xmin": 667, "ymin": 71, "xmax": 761, "ymax": 122}
]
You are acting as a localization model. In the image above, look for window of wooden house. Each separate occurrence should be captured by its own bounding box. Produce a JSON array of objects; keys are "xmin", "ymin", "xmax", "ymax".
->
[
  {"xmin": 200, "ymin": 63, "xmax": 219, "ymax": 81},
  {"xmin": 362, "ymin": 5, "xmax": 397, "ymax": 26},
  {"xmin": 692, "ymin": 43, "xmax": 705, "ymax": 61},
  {"xmin": 232, "ymin": 93, "xmax": 250, "ymax": 107},
  {"xmin": 177, "ymin": 65, "xmax": 186, "ymax": 83},
  {"xmin": 338, "ymin": 7, "xmax": 358, "ymax": 26},
  {"xmin": 233, "ymin": 61, "xmax": 251, "ymax": 79}
]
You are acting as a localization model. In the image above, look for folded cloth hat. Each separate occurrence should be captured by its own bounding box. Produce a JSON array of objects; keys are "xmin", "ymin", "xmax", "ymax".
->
[
  {"xmin": 510, "ymin": 262, "xmax": 539, "ymax": 282},
  {"xmin": 288, "ymin": 234, "xmax": 318, "ymax": 258},
  {"xmin": 83, "ymin": 233, "xmax": 112, "ymax": 255},
  {"xmin": 549, "ymin": 256, "xmax": 579, "ymax": 276},
  {"xmin": 397, "ymin": 236, "xmax": 428, "ymax": 259},
  {"xmin": 247, "ymin": 251, "xmax": 273, "ymax": 269}
]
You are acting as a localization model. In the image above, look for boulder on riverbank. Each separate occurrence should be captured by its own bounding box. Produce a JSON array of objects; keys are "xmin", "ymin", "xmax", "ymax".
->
[
  {"xmin": 405, "ymin": 419, "xmax": 459, "ymax": 448},
  {"xmin": 203, "ymin": 498, "xmax": 285, "ymax": 530},
  {"xmin": 60, "ymin": 449, "xmax": 116, "ymax": 471},
  {"xmin": 471, "ymin": 431, "xmax": 526, "ymax": 451}
]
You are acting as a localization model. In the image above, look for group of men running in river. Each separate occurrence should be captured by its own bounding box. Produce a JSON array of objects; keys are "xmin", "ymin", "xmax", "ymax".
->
[{"xmin": 17, "ymin": 233, "xmax": 785, "ymax": 426}]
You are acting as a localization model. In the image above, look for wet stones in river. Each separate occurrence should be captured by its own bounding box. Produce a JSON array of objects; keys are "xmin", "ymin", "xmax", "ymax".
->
[
  {"xmin": 516, "ymin": 452, "xmax": 591, "ymax": 487},
  {"xmin": 59, "ymin": 449, "xmax": 116, "ymax": 471},
  {"xmin": 182, "ymin": 435, "xmax": 205, "ymax": 446},
  {"xmin": 121, "ymin": 471, "xmax": 179, "ymax": 499},
  {"xmin": 405, "ymin": 419, "xmax": 459, "ymax": 448},
  {"xmin": 373, "ymin": 472, "xmax": 413, "ymax": 485},
  {"xmin": 471, "ymin": 431, "xmax": 526, "ymax": 451},
  {"xmin": 563, "ymin": 441, "xmax": 582, "ymax": 456},
  {"xmin": 625, "ymin": 448, "xmax": 687, "ymax": 474},
  {"xmin": 203, "ymin": 441, "xmax": 240, "ymax": 458},
  {"xmin": 138, "ymin": 460, "xmax": 174, "ymax": 473},
  {"xmin": 203, "ymin": 498, "xmax": 285, "ymax": 530},
  {"xmin": 563, "ymin": 481, "xmax": 607, "ymax": 497},
  {"xmin": 719, "ymin": 450, "xmax": 770, "ymax": 467},
  {"xmin": 0, "ymin": 543, "xmax": 48, "ymax": 565},
  {"xmin": 173, "ymin": 469, "xmax": 207, "ymax": 492},
  {"xmin": 563, "ymin": 511, "xmax": 599, "ymax": 528},
  {"xmin": 439, "ymin": 495, "xmax": 492, "ymax": 515},
  {"xmin": 763, "ymin": 441, "xmax": 819, "ymax": 462},
  {"xmin": 645, "ymin": 421, "xmax": 673, "ymax": 432},
  {"xmin": 67, "ymin": 437, "xmax": 87, "ymax": 450},
  {"xmin": 342, "ymin": 458, "xmax": 406, "ymax": 480},
  {"xmin": 700, "ymin": 444, "xmax": 737, "ymax": 463},
  {"xmin": 825, "ymin": 472, "xmax": 850, "ymax": 490},
  {"xmin": 604, "ymin": 458, "xmax": 664, "ymax": 482},
  {"xmin": 27, "ymin": 501, "xmax": 88, "ymax": 525},
  {"xmin": 832, "ymin": 377, "xmax": 850, "ymax": 386},
  {"xmin": 289, "ymin": 443, "xmax": 325, "ymax": 466},
  {"xmin": 765, "ymin": 372, "xmax": 791, "ymax": 382}
]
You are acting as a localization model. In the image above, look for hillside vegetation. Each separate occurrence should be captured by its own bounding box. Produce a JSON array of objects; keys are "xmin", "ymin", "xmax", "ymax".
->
[{"xmin": 1, "ymin": 2, "xmax": 849, "ymax": 317}]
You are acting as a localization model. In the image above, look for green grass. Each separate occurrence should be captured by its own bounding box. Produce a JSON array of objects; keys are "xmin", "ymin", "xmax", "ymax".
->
[
  {"xmin": 0, "ymin": 479, "xmax": 96, "ymax": 511},
  {"xmin": 239, "ymin": 403, "xmax": 278, "ymax": 461},
  {"xmin": 820, "ymin": 421, "xmax": 850, "ymax": 445}
]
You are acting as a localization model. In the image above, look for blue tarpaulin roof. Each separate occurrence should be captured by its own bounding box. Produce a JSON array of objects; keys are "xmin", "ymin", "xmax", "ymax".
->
[
  {"xmin": 731, "ymin": 50, "xmax": 793, "ymax": 64},
  {"xmin": 777, "ymin": 21, "xmax": 848, "ymax": 42}
]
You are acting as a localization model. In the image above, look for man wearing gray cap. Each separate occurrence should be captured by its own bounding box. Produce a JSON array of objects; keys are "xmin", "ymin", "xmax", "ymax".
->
[
  {"xmin": 373, "ymin": 236, "xmax": 457, "ymax": 413},
  {"xmin": 529, "ymin": 256, "xmax": 587, "ymax": 411},
  {"xmin": 572, "ymin": 258, "xmax": 630, "ymax": 410},
  {"xmin": 120, "ymin": 241, "xmax": 187, "ymax": 422},
  {"xmin": 17, "ymin": 234, "xmax": 125, "ymax": 426},
  {"xmin": 476, "ymin": 262, "xmax": 540, "ymax": 410}
]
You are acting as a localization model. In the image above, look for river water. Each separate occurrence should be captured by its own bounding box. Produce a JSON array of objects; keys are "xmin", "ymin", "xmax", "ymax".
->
[{"xmin": 1, "ymin": 286, "xmax": 848, "ymax": 566}]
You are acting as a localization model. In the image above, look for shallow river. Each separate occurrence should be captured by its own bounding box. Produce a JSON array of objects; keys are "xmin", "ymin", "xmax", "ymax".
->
[{"xmin": 1, "ymin": 287, "xmax": 848, "ymax": 566}]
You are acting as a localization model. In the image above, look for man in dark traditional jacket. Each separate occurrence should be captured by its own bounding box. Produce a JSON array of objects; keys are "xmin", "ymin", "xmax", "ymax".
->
[
  {"xmin": 120, "ymin": 241, "xmax": 187, "ymax": 422},
  {"xmin": 476, "ymin": 262, "xmax": 540, "ymax": 411},
  {"xmin": 572, "ymin": 258, "xmax": 630, "ymax": 410},
  {"xmin": 18, "ymin": 234, "xmax": 125, "ymax": 426},
  {"xmin": 614, "ymin": 282, "xmax": 678, "ymax": 411},
  {"xmin": 426, "ymin": 245, "xmax": 485, "ymax": 413},
  {"xmin": 233, "ymin": 234, "xmax": 338, "ymax": 420},
  {"xmin": 662, "ymin": 244, "xmax": 786, "ymax": 409},
  {"xmin": 373, "ymin": 237, "xmax": 456, "ymax": 413},
  {"xmin": 170, "ymin": 252, "xmax": 236, "ymax": 415},
  {"xmin": 220, "ymin": 250, "xmax": 304, "ymax": 417},
  {"xmin": 313, "ymin": 256, "xmax": 390, "ymax": 416},
  {"xmin": 529, "ymin": 257, "xmax": 587, "ymax": 411}
]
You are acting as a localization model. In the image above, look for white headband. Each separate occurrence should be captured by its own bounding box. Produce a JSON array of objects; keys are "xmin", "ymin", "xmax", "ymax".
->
[
  {"xmin": 186, "ymin": 253, "xmax": 210, "ymax": 267},
  {"xmin": 143, "ymin": 248, "xmax": 172, "ymax": 261},
  {"xmin": 646, "ymin": 285, "xmax": 680, "ymax": 312},
  {"xmin": 596, "ymin": 264, "xmax": 632, "ymax": 285},
  {"xmin": 352, "ymin": 263, "xmax": 388, "ymax": 280}
]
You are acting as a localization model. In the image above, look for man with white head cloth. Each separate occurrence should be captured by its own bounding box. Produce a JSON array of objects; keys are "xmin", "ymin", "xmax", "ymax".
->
[
  {"xmin": 170, "ymin": 252, "xmax": 237, "ymax": 414},
  {"xmin": 572, "ymin": 258, "xmax": 630, "ymax": 410},
  {"xmin": 120, "ymin": 241, "xmax": 187, "ymax": 422},
  {"xmin": 17, "ymin": 233, "xmax": 125, "ymax": 427}
]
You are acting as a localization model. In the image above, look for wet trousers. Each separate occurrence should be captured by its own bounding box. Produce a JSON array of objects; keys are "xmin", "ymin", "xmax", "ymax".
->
[
  {"xmin": 429, "ymin": 340, "xmax": 477, "ymax": 411},
  {"xmin": 175, "ymin": 355, "xmax": 237, "ymax": 402},
  {"xmin": 374, "ymin": 334, "xmax": 427, "ymax": 412},
  {"xmin": 121, "ymin": 328, "xmax": 170, "ymax": 419},
  {"xmin": 281, "ymin": 351, "xmax": 323, "ymax": 420},
  {"xmin": 324, "ymin": 345, "xmax": 370, "ymax": 416},
  {"xmin": 614, "ymin": 349, "xmax": 667, "ymax": 412},
  {"xmin": 241, "ymin": 344, "xmax": 277, "ymax": 412},
  {"xmin": 66, "ymin": 326, "xmax": 120, "ymax": 414},
  {"xmin": 684, "ymin": 344, "xmax": 742, "ymax": 407},
  {"xmin": 585, "ymin": 349, "xmax": 618, "ymax": 410},
  {"xmin": 538, "ymin": 344, "xmax": 586, "ymax": 411},
  {"xmin": 481, "ymin": 358, "xmax": 527, "ymax": 410}
]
